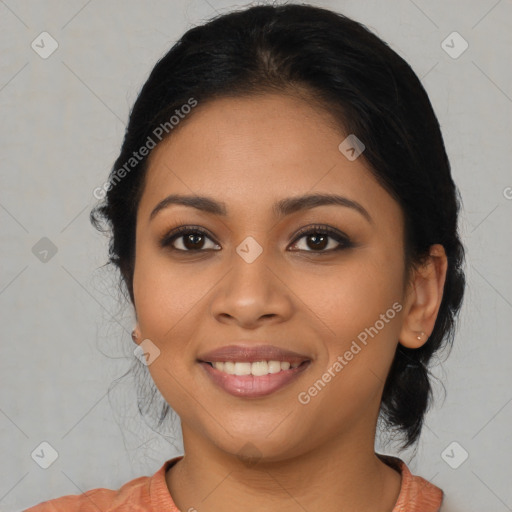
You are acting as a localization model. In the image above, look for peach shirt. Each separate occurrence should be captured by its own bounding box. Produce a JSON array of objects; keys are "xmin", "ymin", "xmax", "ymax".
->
[{"xmin": 24, "ymin": 455, "xmax": 443, "ymax": 511}]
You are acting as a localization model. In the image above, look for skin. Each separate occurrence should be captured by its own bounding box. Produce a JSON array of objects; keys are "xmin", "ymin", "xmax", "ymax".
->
[{"xmin": 131, "ymin": 93, "xmax": 448, "ymax": 512}]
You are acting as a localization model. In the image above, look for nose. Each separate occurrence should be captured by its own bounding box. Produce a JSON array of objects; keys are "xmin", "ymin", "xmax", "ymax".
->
[{"xmin": 209, "ymin": 242, "xmax": 293, "ymax": 328}]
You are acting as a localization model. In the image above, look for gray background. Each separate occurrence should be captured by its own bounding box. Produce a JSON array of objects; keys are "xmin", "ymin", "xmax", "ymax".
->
[{"xmin": 1, "ymin": 1, "xmax": 511, "ymax": 511}]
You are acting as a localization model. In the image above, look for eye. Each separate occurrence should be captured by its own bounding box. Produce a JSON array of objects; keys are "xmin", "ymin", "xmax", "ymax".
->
[
  {"xmin": 159, "ymin": 226, "xmax": 220, "ymax": 252},
  {"xmin": 159, "ymin": 224, "xmax": 352, "ymax": 254},
  {"xmin": 289, "ymin": 224, "xmax": 352, "ymax": 253}
]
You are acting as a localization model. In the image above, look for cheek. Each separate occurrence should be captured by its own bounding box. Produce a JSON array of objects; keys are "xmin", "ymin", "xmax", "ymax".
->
[
  {"xmin": 296, "ymin": 249, "xmax": 403, "ymax": 394},
  {"xmin": 294, "ymin": 267, "xmax": 402, "ymax": 436},
  {"xmin": 294, "ymin": 249, "xmax": 404, "ymax": 338},
  {"xmin": 133, "ymin": 242, "xmax": 206, "ymax": 337},
  {"xmin": 132, "ymin": 246, "xmax": 205, "ymax": 417}
]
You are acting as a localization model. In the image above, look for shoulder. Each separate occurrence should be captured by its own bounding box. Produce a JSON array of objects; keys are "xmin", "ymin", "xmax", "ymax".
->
[
  {"xmin": 379, "ymin": 454, "xmax": 444, "ymax": 512},
  {"xmin": 23, "ymin": 475, "xmax": 151, "ymax": 512},
  {"xmin": 23, "ymin": 457, "xmax": 183, "ymax": 512}
]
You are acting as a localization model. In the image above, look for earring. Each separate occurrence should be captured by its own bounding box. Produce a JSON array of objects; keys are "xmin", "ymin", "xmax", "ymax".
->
[{"xmin": 416, "ymin": 331, "xmax": 425, "ymax": 340}]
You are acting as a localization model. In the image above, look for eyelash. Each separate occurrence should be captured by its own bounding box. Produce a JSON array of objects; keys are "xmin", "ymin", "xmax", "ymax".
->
[{"xmin": 159, "ymin": 224, "xmax": 353, "ymax": 254}]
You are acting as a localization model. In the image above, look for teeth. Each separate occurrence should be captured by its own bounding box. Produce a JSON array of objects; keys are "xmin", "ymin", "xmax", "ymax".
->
[
  {"xmin": 211, "ymin": 360, "xmax": 303, "ymax": 376},
  {"xmin": 268, "ymin": 361, "xmax": 282, "ymax": 373}
]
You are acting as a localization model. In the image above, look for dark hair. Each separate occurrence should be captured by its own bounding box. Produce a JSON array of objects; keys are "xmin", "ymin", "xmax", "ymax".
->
[{"xmin": 91, "ymin": 3, "xmax": 466, "ymax": 449}]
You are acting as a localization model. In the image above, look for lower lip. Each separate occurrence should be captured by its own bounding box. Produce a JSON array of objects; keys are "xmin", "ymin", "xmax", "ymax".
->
[{"xmin": 199, "ymin": 361, "xmax": 311, "ymax": 398}]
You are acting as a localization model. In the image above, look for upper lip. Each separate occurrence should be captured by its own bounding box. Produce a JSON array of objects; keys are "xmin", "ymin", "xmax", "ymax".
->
[{"xmin": 197, "ymin": 344, "xmax": 311, "ymax": 364}]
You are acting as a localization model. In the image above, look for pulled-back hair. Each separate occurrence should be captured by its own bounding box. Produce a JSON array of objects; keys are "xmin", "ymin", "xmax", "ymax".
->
[{"xmin": 91, "ymin": 3, "xmax": 466, "ymax": 448}]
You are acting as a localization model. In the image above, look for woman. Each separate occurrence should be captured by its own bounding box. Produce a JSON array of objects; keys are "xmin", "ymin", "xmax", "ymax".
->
[{"xmin": 26, "ymin": 3, "xmax": 466, "ymax": 511}]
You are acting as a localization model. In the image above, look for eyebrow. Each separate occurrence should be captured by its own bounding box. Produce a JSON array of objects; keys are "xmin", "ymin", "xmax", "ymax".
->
[{"xmin": 149, "ymin": 192, "xmax": 373, "ymax": 224}]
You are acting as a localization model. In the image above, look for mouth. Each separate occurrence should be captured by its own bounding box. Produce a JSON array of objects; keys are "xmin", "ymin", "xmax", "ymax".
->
[
  {"xmin": 199, "ymin": 359, "xmax": 310, "ymax": 375},
  {"xmin": 198, "ymin": 359, "xmax": 312, "ymax": 398}
]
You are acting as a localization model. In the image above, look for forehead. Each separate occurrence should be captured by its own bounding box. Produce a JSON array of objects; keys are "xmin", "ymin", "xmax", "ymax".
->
[
  {"xmin": 150, "ymin": 93, "xmax": 344, "ymax": 167},
  {"xmin": 139, "ymin": 93, "xmax": 400, "ymax": 224}
]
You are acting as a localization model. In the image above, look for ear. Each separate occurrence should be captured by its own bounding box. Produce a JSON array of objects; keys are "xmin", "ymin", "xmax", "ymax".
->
[{"xmin": 398, "ymin": 244, "xmax": 448, "ymax": 349}]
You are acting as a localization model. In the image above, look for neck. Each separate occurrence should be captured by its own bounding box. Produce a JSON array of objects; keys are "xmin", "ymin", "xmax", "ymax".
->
[{"xmin": 166, "ymin": 426, "xmax": 402, "ymax": 512}]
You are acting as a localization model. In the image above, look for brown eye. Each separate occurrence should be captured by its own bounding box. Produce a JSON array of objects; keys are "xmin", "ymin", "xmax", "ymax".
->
[
  {"xmin": 290, "ymin": 225, "xmax": 352, "ymax": 253},
  {"xmin": 160, "ymin": 227, "xmax": 220, "ymax": 252},
  {"xmin": 304, "ymin": 233, "xmax": 329, "ymax": 250},
  {"xmin": 180, "ymin": 232, "xmax": 207, "ymax": 250}
]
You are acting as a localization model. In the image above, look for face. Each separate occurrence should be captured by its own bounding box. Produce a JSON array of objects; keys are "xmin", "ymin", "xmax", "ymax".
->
[{"xmin": 132, "ymin": 93, "xmax": 412, "ymax": 462}]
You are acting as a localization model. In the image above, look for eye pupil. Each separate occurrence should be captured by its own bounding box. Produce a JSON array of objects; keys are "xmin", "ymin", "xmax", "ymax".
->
[
  {"xmin": 308, "ymin": 233, "xmax": 328, "ymax": 250},
  {"xmin": 184, "ymin": 233, "xmax": 204, "ymax": 250}
]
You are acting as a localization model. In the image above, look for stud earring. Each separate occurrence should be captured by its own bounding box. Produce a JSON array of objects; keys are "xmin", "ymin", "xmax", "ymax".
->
[{"xmin": 416, "ymin": 331, "xmax": 425, "ymax": 340}]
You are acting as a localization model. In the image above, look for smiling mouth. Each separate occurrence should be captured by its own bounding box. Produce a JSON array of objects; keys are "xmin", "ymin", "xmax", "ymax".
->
[
  {"xmin": 202, "ymin": 359, "xmax": 309, "ymax": 376},
  {"xmin": 198, "ymin": 359, "xmax": 312, "ymax": 398}
]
